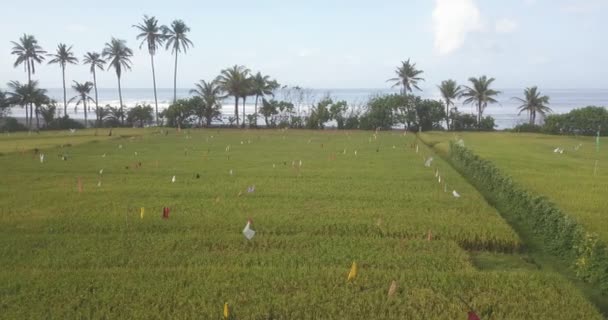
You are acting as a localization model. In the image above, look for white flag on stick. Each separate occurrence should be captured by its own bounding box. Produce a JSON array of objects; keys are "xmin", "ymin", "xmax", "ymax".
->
[
  {"xmin": 243, "ymin": 219, "xmax": 255, "ymax": 240},
  {"xmin": 424, "ymin": 157, "xmax": 433, "ymax": 167},
  {"xmin": 452, "ymin": 190, "xmax": 461, "ymax": 198}
]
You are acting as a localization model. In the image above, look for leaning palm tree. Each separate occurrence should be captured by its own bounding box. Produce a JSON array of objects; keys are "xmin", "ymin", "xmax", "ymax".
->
[
  {"xmin": 190, "ymin": 80, "xmax": 223, "ymax": 126},
  {"xmin": 11, "ymin": 34, "xmax": 46, "ymax": 126},
  {"xmin": 48, "ymin": 43, "xmax": 78, "ymax": 117},
  {"xmin": 251, "ymin": 72, "xmax": 279, "ymax": 127},
  {"xmin": 438, "ymin": 80, "xmax": 462, "ymax": 130},
  {"xmin": 134, "ymin": 15, "xmax": 166, "ymax": 125},
  {"xmin": 83, "ymin": 52, "xmax": 105, "ymax": 126},
  {"xmin": 102, "ymin": 38, "xmax": 133, "ymax": 125},
  {"xmin": 239, "ymin": 76, "xmax": 255, "ymax": 127},
  {"xmin": 69, "ymin": 81, "xmax": 95, "ymax": 127},
  {"xmin": 162, "ymin": 20, "xmax": 193, "ymax": 104},
  {"xmin": 461, "ymin": 76, "xmax": 501, "ymax": 124},
  {"xmin": 387, "ymin": 59, "xmax": 424, "ymax": 96},
  {"xmin": 513, "ymin": 86, "xmax": 551, "ymax": 125},
  {"xmin": 215, "ymin": 65, "xmax": 251, "ymax": 126}
]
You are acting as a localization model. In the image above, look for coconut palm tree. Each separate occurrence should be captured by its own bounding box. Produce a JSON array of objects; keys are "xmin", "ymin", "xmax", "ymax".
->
[
  {"xmin": 438, "ymin": 80, "xmax": 462, "ymax": 130},
  {"xmin": 461, "ymin": 76, "xmax": 501, "ymax": 124},
  {"xmin": 215, "ymin": 65, "xmax": 250, "ymax": 126},
  {"xmin": 513, "ymin": 86, "xmax": 551, "ymax": 125},
  {"xmin": 11, "ymin": 34, "xmax": 46, "ymax": 126},
  {"xmin": 83, "ymin": 52, "xmax": 105, "ymax": 126},
  {"xmin": 48, "ymin": 43, "xmax": 78, "ymax": 117},
  {"xmin": 7, "ymin": 80, "xmax": 48, "ymax": 129},
  {"xmin": 162, "ymin": 20, "xmax": 193, "ymax": 104},
  {"xmin": 134, "ymin": 15, "xmax": 166, "ymax": 125},
  {"xmin": 387, "ymin": 59, "xmax": 424, "ymax": 96},
  {"xmin": 251, "ymin": 72, "xmax": 279, "ymax": 127},
  {"xmin": 190, "ymin": 80, "xmax": 223, "ymax": 126},
  {"xmin": 69, "ymin": 81, "xmax": 95, "ymax": 127},
  {"xmin": 102, "ymin": 38, "xmax": 133, "ymax": 125}
]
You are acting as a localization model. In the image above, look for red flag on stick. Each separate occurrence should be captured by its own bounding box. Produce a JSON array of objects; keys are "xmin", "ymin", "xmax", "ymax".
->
[
  {"xmin": 468, "ymin": 311, "xmax": 481, "ymax": 320},
  {"xmin": 162, "ymin": 207, "xmax": 170, "ymax": 219}
]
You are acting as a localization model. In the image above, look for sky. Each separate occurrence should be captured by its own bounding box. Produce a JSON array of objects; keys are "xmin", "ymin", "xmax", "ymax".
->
[{"xmin": 1, "ymin": 0, "xmax": 607, "ymax": 90}]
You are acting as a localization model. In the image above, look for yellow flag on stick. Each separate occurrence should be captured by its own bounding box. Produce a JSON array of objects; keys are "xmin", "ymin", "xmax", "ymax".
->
[
  {"xmin": 388, "ymin": 280, "xmax": 397, "ymax": 297},
  {"xmin": 347, "ymin": 261, "xmax": 358, "ymax": 282},
  {"xmin": 140, "ymin": 207, "xmax": 145, "ymax": 219},
  {"xmin": 223, "ymin": 302, "xmax": 230, "ymax": 319}
]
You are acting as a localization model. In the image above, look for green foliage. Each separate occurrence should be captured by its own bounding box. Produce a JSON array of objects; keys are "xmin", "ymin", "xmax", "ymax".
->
[
  {"xmin": 0, "ymin": 117, "xmax": 28, "ymax": 132},
  {"xmin": 448, "ymin": 142, "xmax": 608, "ymax": 293},
  {"xmin": 162, "ymin": 98, "xmax": 196, "ymax": 128},
  {"xmin": 413, "ymin": 97, "xmax": 446, "ymax": 131},
  {"xmin": 47, "ymin": 116, "xmax": 85, "ymax": 130},
  {"xmin": 359, "ymin": 94, "xmax": 403, "ymax": 130},
  {"xmin": 305, "ymin": 97, "xmax": 333, "ymax": 129},
  {"xmin": 543, "ymin": 106, "xmax": 608, "ymax": 136},
  {"xmin": 450, "ymin": 112, "xmax": 478, "ymax": 131},
  {"xmin": 329, "ymin": 100, "xmax": 348, "ymax": 129},
  {"xmin": 127, "ymin": 104, "xmax": 154, "ymax": 127},
  {"xmin": 260, "ymin": 99, "xmax": 293, "ymax": 128},
  {"xmin": 512, "ymin": 123, "xmax": 543, "ymax": 133},
  {"xmin": 0, "ymin": 90, "xmax": 10, "ymax": 118}
]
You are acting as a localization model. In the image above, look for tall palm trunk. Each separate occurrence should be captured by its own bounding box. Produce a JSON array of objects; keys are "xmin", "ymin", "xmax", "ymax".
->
[
  {"xmin": 173, "ymin": 52, "xmax": 178, "ymax": 104},
  {"xmin": 26, "ymin": 60, "xmax": 32, "ymax": 128},
  {"xmin": 531, "ymin": 110, "xmax": 536, "ymax": 125},
  {"xmin": 254, "ymin": 95, "xmax": 259, "ymax": 127},
  {"xmin": 150, "ymin": 53, "xmax": 159, "ymax": 125},
  {"xmin": 242, "ymin": 96, "xmax": 247, "ymax": 128},
  {"xmin": 83, "ymin": 96, "xmax": 88, "ymax": 128},
  {"xmin": 35, "ymin": 105, "xmax": 40, "ymax": 129},
  {"xmin": 117, "ymin": 76, "xmax": 124, "ymax": 125},
  {"xmin": 92, "ymin": 68, "xmax": 100, "ymax": 127},
  {"xmin": 62, "ymin": 65, "xmax": 67, "ymax": 117},
  {"xmin": 234, "ymin": 96, "xmax": 239, "ymax": 126},
  {"xmin": 445, "ymin": 100, "xmax": 450, "ymax": 131},
  {"xmin": 477, "ymin": 101, "xmax": 482, "ymax": 124}
]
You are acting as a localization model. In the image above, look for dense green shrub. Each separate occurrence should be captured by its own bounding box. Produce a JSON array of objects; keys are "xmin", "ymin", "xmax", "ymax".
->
[
  {"xmin": 47, "ymin": 116, "xmax": 85, "ymax": 130},
  {"xmin": 448, "ymin": 142, "xmax": 608, "ymax": 293},
  {"xmin": 543, "ymin": 106, "xmax": 608, "ymax": 135},
  {"xmin": 0, "ymin": 117, "xmax": 28, "ymax": 132},
  {"xmin": 512, "ymin": 123, "xmax": 542, "ymax": 133}
]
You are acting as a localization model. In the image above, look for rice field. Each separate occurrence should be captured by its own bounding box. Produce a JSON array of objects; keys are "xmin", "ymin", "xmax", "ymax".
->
[
  {"xmin": 0, "ymin": 129, "xmax": 602, "ymax": 319},
  {"xmin": 420, "ymin": 132, "xmax": 608, "ymax": 243}
]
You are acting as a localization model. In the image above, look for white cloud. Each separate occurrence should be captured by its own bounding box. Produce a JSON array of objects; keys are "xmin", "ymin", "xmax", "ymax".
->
[
  {"xmin": 432, "ymin": 0, "xmax": 482, "ymax": 55},
  {"xmin": 495, "ymin": 18, "xmax": 518, "ymax": 33}
]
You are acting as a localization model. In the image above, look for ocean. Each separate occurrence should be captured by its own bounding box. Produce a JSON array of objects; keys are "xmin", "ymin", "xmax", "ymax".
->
[{"xmin": 8, "ymin": 88, "xmax": 608, "ymax": 129}]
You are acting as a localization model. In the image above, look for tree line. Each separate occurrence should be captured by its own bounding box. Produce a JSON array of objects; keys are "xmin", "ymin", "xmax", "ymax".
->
[{"xmin": 0, "ymin": 16, "xmax": 570, "ymax": 132}]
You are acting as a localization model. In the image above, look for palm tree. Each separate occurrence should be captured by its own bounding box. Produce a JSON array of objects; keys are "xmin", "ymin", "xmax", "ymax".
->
[
  {"xmin": 190, "ymin": 80, "xmax": 223, "ymax": 126},
  {"xmin": 83, "ymin": 52, "xmax": 105, "ymax": 126},
  {"xmin": 163, "ymin": 20, "xmax": 193, "ymax": 104},
  {"xmin": 239, "ymin": 77, "xmax": 255, "ymax": 127},
  {"xmin": 69, "ymin": 81, "xmax": 95, "ymax": 127},
  {"xmin": 48, "ymin": 43, "xmax": 78, "ymax": 117},
  {"xmin": 461, "ymin": 76, "xmax": 501, "ymax": 124},
  {"xmin": 10, "ymin": 34, "xmax": 46, "ymax": 127},
  {"xmin": 438, "ymin": 80, "xmax": 462, "ymax": 130},
  {"xmin": 251, "ymin": 72, "xmax": 279, "ymax": 127},
  {"xmin": 7, "ymin": 80, "xmax": 48, "ymax": 129},
  {"xmin": 102, "ymin": 38, "xmax": 133, "ymax": 125},
  {"xmin": 387, "ymin": 59, "xmax": 424, "ymax": 129},
  {"xmin": 215, "ymin": 65, "xmax": 250, "ymax": 126},
  {"xmin": 387, "ymin": 59, "xmax": 424, "ymax": 95},
  {"xmin": 134, "ymin": 15, "xmax": 166, "ymax": 125},
  {"xmin": 513, "ymin": 86, "xmax": 551, "ymax": 125}
]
